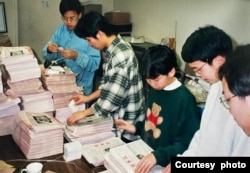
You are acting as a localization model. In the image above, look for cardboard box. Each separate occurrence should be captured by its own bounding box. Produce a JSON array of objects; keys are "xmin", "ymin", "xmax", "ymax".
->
[
  {"xmin": 82, "ymin": 4, "xmax": 102, "ymax": 15},
  {"xmin": 105, "ymin": 12, "xmax": 130, "ymax": 24}
]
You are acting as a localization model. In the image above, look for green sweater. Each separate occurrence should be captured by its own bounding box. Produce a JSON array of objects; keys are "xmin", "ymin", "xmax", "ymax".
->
[{"xmin": 135, "ymin": 84, "xmax": 200, "ymax": 166}]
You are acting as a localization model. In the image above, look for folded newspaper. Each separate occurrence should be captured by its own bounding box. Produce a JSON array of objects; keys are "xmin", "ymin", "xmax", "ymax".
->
[
  {"xmin": 82, "ymin": 137, "xmax": 125, "ymax": 166},
  {"xmin": 103, "ymin": 139, "xmax": 164, "ymax": 173}
]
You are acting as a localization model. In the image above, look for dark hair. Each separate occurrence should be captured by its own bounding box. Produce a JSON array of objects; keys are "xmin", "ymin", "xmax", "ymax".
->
[
  {"xmin": 59, "ymin": 0, "xmax": 82, "ymax": 16},
  {"xmin": 181, "ymin": 25, "xmax": 233, "ymax": 64},
  {"xmin": 219, "ymin": 44, "xmax": 250, "ymax": 97},
  {"xmin": 141, "ymin": 45, "xmax": 178, "ymax": 79},
  {"xmin": 74, "ymin": 11, "xmax": 117, "ymax": 39}
]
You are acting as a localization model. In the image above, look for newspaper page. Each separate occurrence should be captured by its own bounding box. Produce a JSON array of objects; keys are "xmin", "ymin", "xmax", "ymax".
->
[{"xmin": 82, "ymin": 137, "xmax": 125, "ymax": 166}]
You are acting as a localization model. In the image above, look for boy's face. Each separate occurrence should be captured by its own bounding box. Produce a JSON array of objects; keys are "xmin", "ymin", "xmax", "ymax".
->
[
  {"xmin": 146, "ymin": 74, "xmax": 174, "ymax": 90},
  {"xmin": 62, "ymin": 11, "xmax": 80, "ymax": 30},
  {"xmin": 85, "ymin": 31, "xmax": 107, "ymax": 50},
  {"xmin": 221, "ymin": 77, "xmax": 250, "ymax": 136},
  {"xmin": 188, "ymin": 56, "xmax": 224, "ymax": 84}
]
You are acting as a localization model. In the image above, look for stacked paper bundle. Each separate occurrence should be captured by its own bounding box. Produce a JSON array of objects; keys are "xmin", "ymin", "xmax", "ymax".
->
[
  {"xmin": 41, "ymin": 67, "xmax": 83, "ymax": 110},
  {"xmin": 64, "ymin": 115, "xmax": 115, "ymax": 145},
  {"xmin": 0, "ymin": 66, "xmax": 21, "ymax": 135},
  {"xmin": 12, "ymin": 111, "xmax": 65, "ymax": 159},
  {"xmin": 0, "ymin": 46, "xmax": 41, "ymax": 84},
  {"xmin": 82, "ymin": 137, "xmax": 125, "ymax": 166},
  {"xmin": 0, "ymin": 46, "xmax": 56, "ymax": 114},
  {"xmin": 104, "ymin": 139, "xmax": 157, "ymax": 173},
  {"xmin": 21, "ymin": 91, "xmax": 55, "ymax": 113},
  {"xmin": 0, "ymin": 98, "xmax": 21, "ymax": 136},
  {"xmin": 7, "ymin": 78, "xmax": 45, "ymax": 97},
  {"xmin": 55, "ymin": 101, "xmax": 85, "ymax": 123}
]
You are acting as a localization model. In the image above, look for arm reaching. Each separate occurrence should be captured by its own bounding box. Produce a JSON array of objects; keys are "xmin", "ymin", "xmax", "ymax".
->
[{"xmin": 114, "ymin": 119, "xmax": 136, "ymax": 134}]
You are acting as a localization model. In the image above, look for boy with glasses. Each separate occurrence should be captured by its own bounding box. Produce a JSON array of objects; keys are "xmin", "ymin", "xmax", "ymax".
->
[
  {"xmin": 42, "ymin": 0, "xmax": 100, "ymax": 95},
  {"xmin": 219, "ymin": 44, "xmax": 250, "ymax": 136},
  {"xmin": 163, "ymin": 25, "xmax": 250, "ymax": 173}
]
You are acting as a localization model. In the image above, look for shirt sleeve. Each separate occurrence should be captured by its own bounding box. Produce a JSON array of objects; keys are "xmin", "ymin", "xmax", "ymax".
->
[{"xmin": 92, "ymin": 66, "xmax": 129, "ymax": 117}]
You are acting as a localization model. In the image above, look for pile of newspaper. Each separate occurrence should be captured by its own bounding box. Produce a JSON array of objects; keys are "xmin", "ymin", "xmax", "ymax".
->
[
  {"xmin": 82, "ymin": 137, "xmax": 125, "ymax": 166},
  {"xmin": 0, "ymin": 46, "xmax": 44, "ymax": 97},
  {"xmin": 64, "ymin": 115, "xmax": 116, "ymax": 145},
  {"xmin": 0, "ymin": 46, "xmax": 54, "ymax": 113},
  {"xmin": 12, "ymin": 111, "xmax": 65, "ymax": 159},
  {"xmin": 102, "ymin": 139, "xmax": 164, "ymax": 173},
  {"xmin": 41, "ymin": 66, "xmax": 84, "ymax": 119},
  {"xmin": 0, "ymin": 64, "xmax": 21, "ymax": 135}
]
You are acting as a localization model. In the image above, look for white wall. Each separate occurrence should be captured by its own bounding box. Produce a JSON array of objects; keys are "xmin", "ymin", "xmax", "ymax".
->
[
  {"xmin": 4, "ymin": 0, "xmax": 250, "ymax": 68},
  {"xmin": 114, "ymin": 0, "xmax": 250, "ymax": 68},
  {"xmin": 17, "ymin": 0, "xmax": 113, "ymax": 63}
]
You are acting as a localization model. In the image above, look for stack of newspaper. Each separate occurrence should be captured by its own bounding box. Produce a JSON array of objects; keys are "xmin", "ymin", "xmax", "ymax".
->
[
  {"xmin": 12, "ymin": 111, "xmax": 65, "ymax": 159},
  {"xmin": 21, "ymin": 91, "xmax": 55, "ymax": 113},
  {"xmin": 64, "ymin": 115, "xmax": 116, "ymax": 145},
  {"xmin": 0, "ymin": 98, "xmax": 21, "ymax": 135},
  {"xmin": 0, "ymin": 46, "xmax": 55, "ymax": 114},
  {"xmin": 0, "ymin": 46, "xmax": 43, "ymax": 96},
  {"xmin": 41, "ymin": 67, "xmax": 83, "ymax": 110},
  {"xmin": 82, "ymin": 137, "xmax": 125, "ymax": 166},
  {"xmin": 103, "ymin": 139, "xmax": 163, "ymax": 173},
  {"xmin": 0, "ymin": 65, "xmax": 21, "ymax": 135}
]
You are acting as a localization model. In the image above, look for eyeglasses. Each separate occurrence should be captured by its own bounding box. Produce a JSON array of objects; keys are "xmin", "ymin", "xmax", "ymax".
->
[
  {"xmin": 61, "ymin": 16, "xmax": 78, "ymax": 23},
  {"xmin": 220, "ymin": 95, "xmax": 236, "ymax": 109},
  {"xmin": 193, "ymin": 63, "xmax": 207, "ymax": 73}
]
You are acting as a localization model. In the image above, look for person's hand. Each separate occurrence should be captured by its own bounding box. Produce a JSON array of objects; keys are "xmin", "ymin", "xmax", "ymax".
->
[
  {"xmin": 66, "ymin": 110, "xmax": 85, "ymax": 126},
  {"xmin": 58, "ymin": 49, "xmax": 78, "ymax": 59},
  {"xmin": 134, "ymin": 153, "xmax": 157, "ymax": 173},
  {"xmin": 47, "ymin": 42, "xmax": 59, "ymax": 53},
  {"xmin": 114, "ymin": 119, "xmax": 136, "ymax": 134},
  {"xmin": 162, "ymin": 163, "xmax": 171, "ymax": 173},
  {"xmin": 70, "ymin": 93, "xmax": 90, "ymax": 105}
]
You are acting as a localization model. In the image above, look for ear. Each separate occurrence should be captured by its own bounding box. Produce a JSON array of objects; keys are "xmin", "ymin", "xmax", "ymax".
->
[
  {"xmin": 79, "ymin": 12, "xmax": 82, "ymax": 19},
  {"xmin": 96, "ymin": 30, "xmax": 103, "ymax": 39},
  {"xmin": 245, "ymin": 95, "xmax": 250, "ymax": 107},
  {"xmin": 214, "ymin": 55, "xmax": 226, "ymax": 67},
  {"xmin": 168, "ymin": 67, "xmax": 176, "ymax": 77}
]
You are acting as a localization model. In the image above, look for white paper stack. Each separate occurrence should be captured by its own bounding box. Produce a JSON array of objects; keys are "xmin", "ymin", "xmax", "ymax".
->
[
  {"xmin": 64, "ymin": 115, "xmax": 116, "ymax": 145},
  {"xmin": 11, "ymin": 111, "xmax": 65, "ymax": 159},
  {"xmin": 103, "ymin": 139, "xmax": 156, "ymax": 173},
  {"xmin": 0, "ymin": 46, "xmax": 41, "ymax": 83},
  {"xmin": 82, "ymin": 137, "xmax": 125, "ymax": 166},
  {"xmin": 21, "ymin": 91, "xmax": 55, "ymax": 113},
  {"xmin": 55, "ymin": 103, "xmax": 86, "ymax": 123},
  {"xmin": 0, "ymin": 98, "xmax": 21, "ymax": 136},
  {"xmin": 41, "ymin": 68, "xmax": 83, "ymax": 110}
]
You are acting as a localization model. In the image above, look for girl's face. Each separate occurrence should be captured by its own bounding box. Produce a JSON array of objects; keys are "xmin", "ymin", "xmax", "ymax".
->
[
  {"xmin": 146, "ymin": 74, "xmax": 174, "ymax": 90},
  {"xmin": 222, "ymin": 77, "xmax": 250, "ymax": 136}
]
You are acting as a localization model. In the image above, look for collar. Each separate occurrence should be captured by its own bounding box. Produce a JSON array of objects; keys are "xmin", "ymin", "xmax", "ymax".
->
[{"xmin": 163, "ymin": 78, "xmax": 181, "ymax": 91}]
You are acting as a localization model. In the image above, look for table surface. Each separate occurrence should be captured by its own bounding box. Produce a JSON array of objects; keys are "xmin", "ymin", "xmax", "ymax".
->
[{"xmin": 0, "ymin": 135, "xmax": 106, "ymax": 173}]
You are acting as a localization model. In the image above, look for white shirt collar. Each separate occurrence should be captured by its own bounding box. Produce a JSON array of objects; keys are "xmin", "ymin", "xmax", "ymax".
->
[{"xmin": 163, "ymin": 78, "xmax": 181, "ymax": 91}]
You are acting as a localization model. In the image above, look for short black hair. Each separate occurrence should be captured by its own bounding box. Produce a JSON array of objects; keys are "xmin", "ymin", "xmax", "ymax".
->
[
  {"xmin": 74, "ymin": 11, "xmax": 117, "ymax": 39},
  {"xmin": 181, "ymin": 25, "xmax": 232, "ymax": 64},
  {"xmin": 219, "ymin": 44, "xmax": 250, "ymax": 97},
  {"xmin": 141, "ymin": 45, "xmax": 178, "ymax": 79},
  {"xmin": 59, "ymin": 0, "xmax": 82, "ymax": 16}
]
